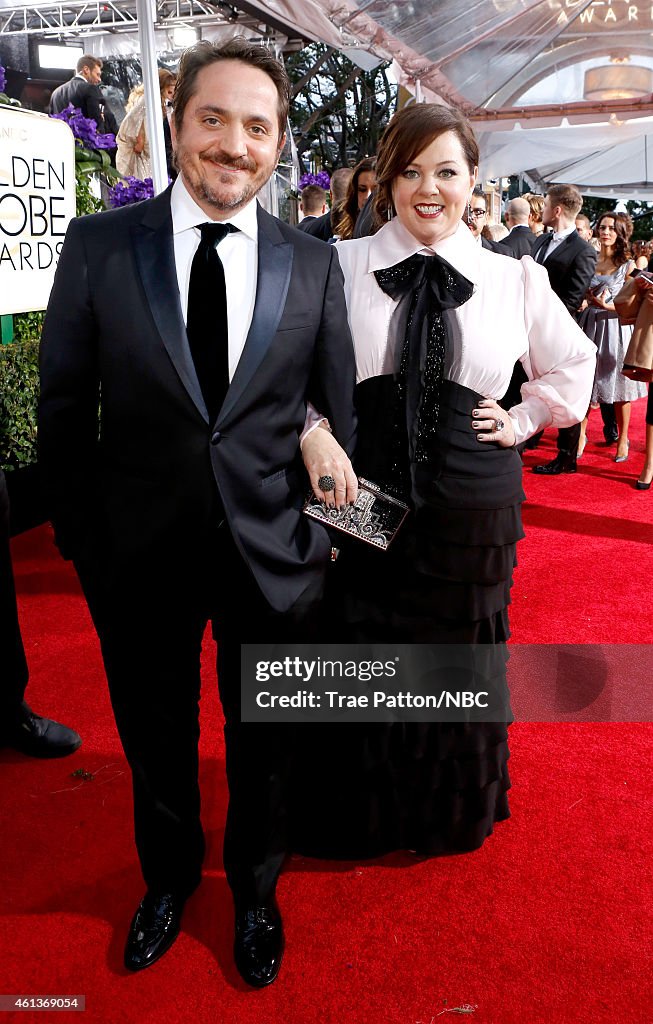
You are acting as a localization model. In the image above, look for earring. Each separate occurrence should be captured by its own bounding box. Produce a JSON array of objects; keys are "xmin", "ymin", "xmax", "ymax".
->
[
  {"xmin": 387, "ymin": 205, "xmax": 393, "ymax": 221},
  {"xmin": 466, "ymin": 201, "xmax": 472, "ymax": 222}
]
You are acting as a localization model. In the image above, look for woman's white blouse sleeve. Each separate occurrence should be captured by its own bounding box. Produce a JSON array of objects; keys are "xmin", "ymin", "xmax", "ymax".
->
[{"xmin": 508, "ymin": 257, "xmax": 597, "ymax": 445}]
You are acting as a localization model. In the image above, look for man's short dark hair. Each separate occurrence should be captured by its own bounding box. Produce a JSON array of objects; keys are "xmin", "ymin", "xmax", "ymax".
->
[
  {"xmin": 173, "ymin": 38, "xmax": 291, "ymax": 139},
  {"xmin": 76, "ymin": 54, "xmax": 102, "ymax": 74},
  {"xmin": 547, "ymin": 184, "xmax": 583, "ymax": 217},
  {"xmin": 301, "ymin": 185, "xmax": 327, "ymax": 215}
]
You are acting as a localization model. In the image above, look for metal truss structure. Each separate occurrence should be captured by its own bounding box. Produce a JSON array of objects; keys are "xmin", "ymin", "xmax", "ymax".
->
[{"xmin": 0, "ymin": 0, "xmax": 266, "ymax": 38}]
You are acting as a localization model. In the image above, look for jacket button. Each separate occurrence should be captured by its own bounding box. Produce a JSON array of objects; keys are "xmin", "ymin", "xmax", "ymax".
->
[{"xmin": 211, "ymin": 431, "xmax": 222, "ymax": 445}]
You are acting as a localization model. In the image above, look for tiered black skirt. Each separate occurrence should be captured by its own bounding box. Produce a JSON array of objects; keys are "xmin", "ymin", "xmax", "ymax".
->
[{"xmin": 290, "ymin": 378, "xmax": 524, "ymax": 859}]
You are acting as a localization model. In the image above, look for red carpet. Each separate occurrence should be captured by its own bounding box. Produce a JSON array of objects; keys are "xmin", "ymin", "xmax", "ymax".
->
[{"xmin": 2, "ymin": 398, "xmax": 652, "ymax": 1024}]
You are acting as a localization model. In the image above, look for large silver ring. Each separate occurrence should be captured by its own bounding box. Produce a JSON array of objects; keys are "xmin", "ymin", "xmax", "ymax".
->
[
  {"xmin": 494, "ymin": 418, "xmax": 505, "ymax": 432},
  {"xmin": 318, "ymin": 474, "xmax": 336, "ymax": 492}
]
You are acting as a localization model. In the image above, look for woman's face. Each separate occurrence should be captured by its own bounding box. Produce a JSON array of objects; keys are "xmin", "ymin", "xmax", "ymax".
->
[
  {"xmin": 163, "ymin": 83, "xmax": 176, "ymax": 103},
  {"xmin": 356, "ymin": 170, "xmax": 375, "ymax": 210},
  {"xmin": 391, "ymin": 131, "xmax": 476, "ymax": 247},
  {"xmin": 598, "ymin": 217, "xmax": 617, "ymax": 248}
]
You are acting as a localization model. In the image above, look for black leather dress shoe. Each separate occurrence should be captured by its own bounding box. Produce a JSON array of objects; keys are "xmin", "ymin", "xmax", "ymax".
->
[
  {"xmin": 124, "ymin": 892, "xmax": 185, "ymax": 972},
  {"xmin": 234, "ymin": 903, "xmax": 284, "ymax": 988},
  {"xmin": 532, "ymin": 454, "xmax": 577, "ymax": 475},
  {"xmin": 0, "ymin": 702, "xmax": 81, "ymax": 758}
]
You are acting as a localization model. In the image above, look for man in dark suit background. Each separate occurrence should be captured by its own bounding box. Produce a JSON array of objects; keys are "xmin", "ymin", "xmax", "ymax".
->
[
  {"xmin": 48, "ymin": 54, "xmax": 113, "ymax": 134},
  {"xmin": 531, "ymin": 184, "xmax": 597, "ymax": 475},
  {"xmin": 0, "ymin": 470, "xmax": 81, "ymax": 758},
  {"xmin": 503, "ymin": 197, "xmax": 537, "ymax": 258},
  {"xmin": 296, "ymin": 183, "xmax": 327, "ymax": 231},
  {"xmin": 464, "ymin": 188, "xmax": 511, "ymax": 255},
  {"xmin": 39, "ymin": 39, "xmax": 356, "ymax": 988},
  {"xmin": 302, "ymin": 166, "xmax": 352, "ymax": 241}
]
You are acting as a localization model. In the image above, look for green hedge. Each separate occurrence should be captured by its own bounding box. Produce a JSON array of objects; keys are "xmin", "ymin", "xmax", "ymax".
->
[{"xmin": 0, "ymin": 323, "xmax": 41, "ymax": 471}]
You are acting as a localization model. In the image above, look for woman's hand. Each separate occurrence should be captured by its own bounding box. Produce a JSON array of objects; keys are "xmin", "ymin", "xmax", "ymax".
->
[
  {"xmin": 471, "ymin": 399, "xmax": 516, "ymax": 448},
  {"xmin": 588, "ymin": 288, "xmax": 614, "ymax": 310},
  {"xmin": 301, "ymin": 425, "xmax": 358, "ymax": 508}
]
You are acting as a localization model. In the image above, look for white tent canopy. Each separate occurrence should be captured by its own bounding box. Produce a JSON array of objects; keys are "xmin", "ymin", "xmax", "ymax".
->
[
  {"xmin": 541, "ymin": 132, "xmax": 653, "ymax": 199},
  {"xmin": 474, "ymin": 113, "xmax": 653, "ymax": 193}
]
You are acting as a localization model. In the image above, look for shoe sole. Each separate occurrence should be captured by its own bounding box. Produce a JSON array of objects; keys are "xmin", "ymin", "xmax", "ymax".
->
[{"xmin": 5, "ymin": 737, "xmax": 82, "ymax": 759}]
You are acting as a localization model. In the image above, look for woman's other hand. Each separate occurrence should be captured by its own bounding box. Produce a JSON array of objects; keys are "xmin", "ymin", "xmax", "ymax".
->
[
  {"xmin": 471, "ymin": 399, "xmax": 516, "ymax": 448},
  {"xmin": 588, "ymin": 288, "xmax": 614, "ymax": 310},
  {"xmin": 301, "ymin": 425, "xmax": 358, "ymax": 508}
]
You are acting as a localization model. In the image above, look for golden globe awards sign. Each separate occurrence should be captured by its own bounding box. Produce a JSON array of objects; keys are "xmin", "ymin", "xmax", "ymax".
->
[{"xmin": 0, "ymin": 106, "xmax": 76, "ymax": 315}]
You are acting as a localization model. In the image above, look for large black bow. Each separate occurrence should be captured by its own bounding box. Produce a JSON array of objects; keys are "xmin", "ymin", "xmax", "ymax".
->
[
  {"xmin": 375, "ymin": 252, "xmax": 474, "ymax": 310},
  {"xmin": 373, "ymin": 253, "xmax": 473, "ymax": 485}
]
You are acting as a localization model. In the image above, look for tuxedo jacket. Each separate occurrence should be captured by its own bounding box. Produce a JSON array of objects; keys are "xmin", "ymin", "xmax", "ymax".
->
[
  {"xmin": 503, "ymin": 225, "xmax": 537, "ymax": 259},
  {"xmin": 302, "ymin": 211, "xmax": 333, "ymax": 242},
  {"xmin": 296, "ymin": 216, "xmax": 318, "ymax": 233},
  {"xmin": 481, "ymin": 235, "xmax": 511, "ymax": 257},
  {"xmin": 38, "ymin": 189, "xmax": 357, "ymax": 613},
  {"xmin": 531, "ymin": 230, "xmax": 597, "ymax": 313},
  {"xmin": 49, "ymin": 77, "xmax": 108, "ymax": 132}
]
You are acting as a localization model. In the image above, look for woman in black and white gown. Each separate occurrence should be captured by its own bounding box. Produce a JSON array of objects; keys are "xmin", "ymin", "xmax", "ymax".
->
[{"xmin": 295, "ymin": 104, "xmax": 595, "ymax": 860}]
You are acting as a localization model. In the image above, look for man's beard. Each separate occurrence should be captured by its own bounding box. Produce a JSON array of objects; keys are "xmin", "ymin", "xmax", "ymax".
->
[{"xmin": 176, "ymin": 146, "xmax": 272, "ymax": 212}]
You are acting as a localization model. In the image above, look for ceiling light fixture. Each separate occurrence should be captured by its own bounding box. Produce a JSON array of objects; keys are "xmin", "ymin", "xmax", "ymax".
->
[{"xmin": 584, "ymin": 56, "xmax": 653, "ymax": 101}]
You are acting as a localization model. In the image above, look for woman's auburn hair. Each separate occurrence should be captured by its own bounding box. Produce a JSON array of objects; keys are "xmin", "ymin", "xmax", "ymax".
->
[
  {"xmin": 372, "ymin": 103, "xmax": 479, "ymax": 231},
  {"xmin": 334, "ymin": 156, "xmax": 377, "ymax": 241}
]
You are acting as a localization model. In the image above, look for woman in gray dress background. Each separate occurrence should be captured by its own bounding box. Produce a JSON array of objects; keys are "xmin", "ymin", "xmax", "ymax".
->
[{"xmin": 577, "ymin": 211, "xmax": 646, "ymax": 462}]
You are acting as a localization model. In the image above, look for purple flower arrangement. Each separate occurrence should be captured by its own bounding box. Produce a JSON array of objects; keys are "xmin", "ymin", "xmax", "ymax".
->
[
  {"xmin": 0, "ymin": 65, "xmax": 6, "ymax": 95},
  {"xmin": 108, "ymin": 176, "xmax": 155, "ymax": 208},
  {"xmin": 298, "ymin": 170, "xmax": 331, "ymax": 190},
  {"xmin": 51, "ymin": 104, "xmax": 115, "ymax": 150}
]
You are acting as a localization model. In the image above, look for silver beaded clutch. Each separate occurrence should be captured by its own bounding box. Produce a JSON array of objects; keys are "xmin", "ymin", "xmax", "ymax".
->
[{"xmin": 304, "ymin": 477, "xmax": 410, "ymax": 551}]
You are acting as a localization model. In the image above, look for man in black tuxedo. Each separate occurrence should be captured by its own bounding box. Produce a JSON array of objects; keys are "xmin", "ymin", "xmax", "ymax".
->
[
  {"xmin": 39, "ymin": 39, "xmax": 356, "ymax": 988},
  {"xmin": 531, "ymin": 184, "xmax": 597, "ymax": 475},
  {"xmin": 296, "ymin": 183, "xmax": 327, "ymax": 232},
  {"xmin": 503, "ymin": 197, "xmax": 537, "ymax": 258},
  {"xmin": 0, "ymin": 469, "xmax": 81, "ymax": 758},
  {"xmin": 302, "ymin": 167, "xmax": 352, "ymax": 241},
  {"xmin": 464, "ymin": 189, "xmax": 511, "ymax": 255},
  {"xmin": 48, "ymin": 54, "xmax": 112, "ymax": 134}
]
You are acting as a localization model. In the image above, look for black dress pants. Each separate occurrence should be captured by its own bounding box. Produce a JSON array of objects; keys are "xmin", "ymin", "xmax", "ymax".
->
[
  {"xmin": 74, "ymin": 522, "xmax": 322, "ymax": 909},
  {"xmin": 557, "ymin": 423, "xmax": 581, "ymax": 457},
  {"xmin": 0, "ymin": 470, "xmax": 29, "ymax": 717}
]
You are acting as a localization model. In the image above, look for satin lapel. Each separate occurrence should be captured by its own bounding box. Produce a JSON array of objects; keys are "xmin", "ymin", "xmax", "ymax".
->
[
  {"xmin": 543, "ymin": 232, "xmax": 577, "ymax": 268},
  {"xmin": 131, "ymin": 189, "xmax": 208, "ymax": 423},
  {"xmin": 218, "ymin": 206, "xmax": 293, "ymax": 424}
]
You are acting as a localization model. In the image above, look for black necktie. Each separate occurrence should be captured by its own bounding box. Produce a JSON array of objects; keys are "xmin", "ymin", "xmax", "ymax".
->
[{"xmin": 186, "ymin": 222, "xmax": 235, "ymax": 423}]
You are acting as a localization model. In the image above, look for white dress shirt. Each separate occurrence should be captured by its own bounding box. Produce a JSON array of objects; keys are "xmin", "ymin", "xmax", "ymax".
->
[
  {"xmin": 171, "ymin": 174, "xmax": 258, "ymax": 383},
  {"xmin": 336, "ymin": 218, "xmax": 596, "ymax": 446},
  {"xmin": 536, "ymin": 224, "xmax": 576, "ymax": 263},
  {"xmin": 171, "ymin": 175, "xmax": 322, "ymax": 442}
]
